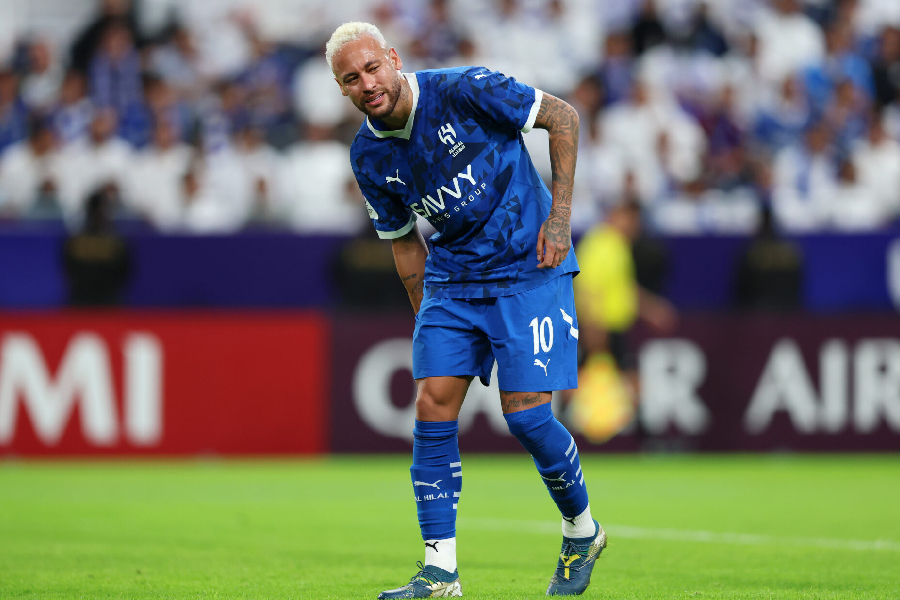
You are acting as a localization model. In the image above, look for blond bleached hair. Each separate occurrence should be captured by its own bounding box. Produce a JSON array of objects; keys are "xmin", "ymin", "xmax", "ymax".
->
[{"xmin": 325, "ymin": 22, "xmax": 388, "ymax": 72}]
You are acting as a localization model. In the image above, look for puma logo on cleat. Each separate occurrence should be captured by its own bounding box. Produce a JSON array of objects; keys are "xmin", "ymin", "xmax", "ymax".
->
[
  {"xmin": 534, "ymin": 358, "xmax": 550, "ymax": 376},
  {"xmin": 414, "ymin": 479, "xmax": 442, "ymax": 489},
  {"xmin": 425, "ymin": 542, "xmax": 439, "ymax": 551},
  {"xmin": 386, "ymin": 169, "xmax": 406, "ymax": 185}
]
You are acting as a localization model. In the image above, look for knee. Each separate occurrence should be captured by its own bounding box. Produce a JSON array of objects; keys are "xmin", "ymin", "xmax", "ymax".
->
[{"xmin": 415, "ymin": 389, "xmax": 458, "ymax": 421}]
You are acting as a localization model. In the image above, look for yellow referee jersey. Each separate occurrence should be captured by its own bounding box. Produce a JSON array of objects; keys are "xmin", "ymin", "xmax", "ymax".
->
[{"xmin": 574, "ymin": 225, "xmax": 638, "ymax": 333}]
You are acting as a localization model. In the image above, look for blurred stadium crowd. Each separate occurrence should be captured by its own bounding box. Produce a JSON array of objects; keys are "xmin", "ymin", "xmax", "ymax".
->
[{"xmin": 2, "ymin": 0, "xmax": 900, "ymax": 236}]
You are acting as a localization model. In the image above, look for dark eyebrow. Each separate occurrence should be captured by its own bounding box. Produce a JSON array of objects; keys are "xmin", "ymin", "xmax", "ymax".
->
[{"xmin": 343, "ymin": 59, "xmax": 380, "ymax": 82}]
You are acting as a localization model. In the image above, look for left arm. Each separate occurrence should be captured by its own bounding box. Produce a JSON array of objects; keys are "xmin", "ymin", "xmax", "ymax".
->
[{"xmin": 533, "ymin": 93, "xmax": 580, "ymax": 269}]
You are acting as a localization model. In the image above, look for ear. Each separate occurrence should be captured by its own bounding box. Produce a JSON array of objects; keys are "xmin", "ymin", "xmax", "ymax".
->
[
  {"xmin": 389, "ymin": 47, "xmax": 402, "ymax": 71},
  {"xmin": 334, "ymin": 76, "xmax": 349, "ymax": 97}
]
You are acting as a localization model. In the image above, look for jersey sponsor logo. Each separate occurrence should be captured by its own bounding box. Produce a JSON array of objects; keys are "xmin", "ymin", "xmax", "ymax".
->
[
  {"xmin": 410, "ymin": 163, "xmax": 485, "ymax": 221},
  {"xmin": 364, "ymin": 199, "xmax": 379, "ymax": 220},
  {"xmin": 414, "ymin": 479, "xmax": 442, "ymax": 489},
  {"xmin": 386, "ymin": 169, "xmax": 406, "ymax": 186},
  {"xmin": 534, "ymin": 358, "xmax": 550, "ymax": 376}
]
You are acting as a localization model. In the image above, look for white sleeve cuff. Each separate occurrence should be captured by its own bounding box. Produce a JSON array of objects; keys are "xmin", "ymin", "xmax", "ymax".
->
[
  {"xmin": 521, "ymin": 88, "xmax": 544, "ymax": 133},
  {"xmin": 376, "ymin": 212, "xmax": 417, "ymax": 239}
]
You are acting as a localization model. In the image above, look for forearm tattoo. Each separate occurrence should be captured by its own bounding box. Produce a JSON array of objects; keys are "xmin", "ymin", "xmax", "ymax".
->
[{"xmin": 536, "ymin": 95, "xmax": 578, "ymax": 252}]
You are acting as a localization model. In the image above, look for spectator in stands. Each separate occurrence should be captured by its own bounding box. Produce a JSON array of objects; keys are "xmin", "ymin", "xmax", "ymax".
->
[
  {"xmin": 701, "ymin": 84, "xmax": 750, "ymax": 190},
  {"xmin": 50, "ymin": 70, "xmax": 94, "ymax": 144},
  {"xmin": 824, "ymin": 156, "xmax": 885, "ymax": 231},
  {"xmin": 180, "ymin": 144, "xmax": 252, "ymax": 234},
  {"xmin": 55, "ymin": 107, "xmax": 133, "ymax": 221},
  {"xmin": 803, "ymin": 20, "xmax": 874, "ymax": 112},
  {"xmin": 852, "ymin": 110, "xmax": 900, "ymax": 222},
  {"xmin": 412, "ymin": 0, "xmax": 466, "ymax": 66},
  {"xmin": 237, "ymin": 22, "xmax": 302, "ymax": 147},
  {"xmin": 735, "ymin": 206, "xmax": 803, "ymax": 311},
  {"xmin": 602, "ymin": 79, "xmax": 706, "ymax": 205},
  {"xmin": 755, "ymin": 75, "xmax": 813, "ymax": 152},
  {"xmin": 277, "ymin": 122, "xmax": 364, "ymax": 234},
  {"xmin": 754, "ymin": 0, "xmax": 826, "ymax": 83},
  {"xmin": 19, "ymin": 39, "xmax": 64, "ymax": 114},
  {"xmin": 596, "ymin": 32, "xmax": 635, "ymax": 106},
  {"xmin": 89, "ymin": 20, "xmax": 143, "ymax": 117},
  {"xmin": 822, "ymin": 78, "xmax": 871, "ymax": 151},
  {"xmin": 569, "ymin": 75, "xmax": 628, "ymax": 227},
  {"xmin": 119, "ymin": 75, "xmax": 193, "ymax": 149},
  {"xmin": 0, "ymin": 69, "xmax": 29, "ymax": 154},
  {"xmin": 631, "ymin": 0, "xmax": 667, "ymax": 57},
  {"xmin": 0, "ymin": 118, "xmax": 61, "ymax": 219},
  {"xmin": 681, "ymin": 2, "xmax": 729, "ymax": 57},
  {"xmin": 871, "ymin": 26, "xmax": 900, "ymax": 110},
  {"xmin": 62, "ymin": 186, "xmax": 131, "ymax": 306},
  {"xmin": 127, "ymin": 119, "xmax": 193, "ymax": 232},
  {"xmin": 772, "ymin": 120, "xmax": 839, "ymax": 232},
  {"xmin": 236, "ymin": 124, "xmax": 281, "ymax": 227},
  {"xmin": 148, "ymin": 25, "xmax": 205, "ymax": 102},
  {"xmin": 69, "ymin": 0, "xmax": 140, "ymax": 74},
  {"xmin": 199, "ymin": 80, "xmax": 249, "ymax": 154}
]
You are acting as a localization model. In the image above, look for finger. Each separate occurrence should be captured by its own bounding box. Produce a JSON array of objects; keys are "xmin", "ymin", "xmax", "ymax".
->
[
  {"xmin": 536, "ymin": 230, "xmax": 545, "ymax": 263},
  {"xmin": 539, "ymin": 246, "xmax": 556, "ymax": 269}
]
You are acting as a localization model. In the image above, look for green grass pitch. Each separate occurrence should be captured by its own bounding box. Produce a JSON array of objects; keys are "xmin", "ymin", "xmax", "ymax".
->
[{"xmin": 1, "ymin": 455, "xmax": 899, "ymax": 599}]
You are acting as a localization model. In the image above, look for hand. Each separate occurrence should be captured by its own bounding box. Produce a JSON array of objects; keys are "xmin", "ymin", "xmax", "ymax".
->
[
  {"xmin": 643, "ymin": 296, "xmax": 678, "ymax": 333},
  {"xmin": 536, "ymin": 210, "xmax": 571, "ymax": 269}
]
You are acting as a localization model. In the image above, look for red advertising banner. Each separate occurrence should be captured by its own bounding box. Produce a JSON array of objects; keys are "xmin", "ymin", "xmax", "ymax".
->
[
  {"xmin": 0, "ymin": 312, "xmax": 329, "ymax": 455},
  {"xmin": 330, "ymin": 312, "xmax": 900, "ymax": 452}
]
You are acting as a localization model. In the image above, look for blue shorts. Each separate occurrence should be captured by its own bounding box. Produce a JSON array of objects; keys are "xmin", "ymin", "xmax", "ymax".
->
[{"xmin": 413, "ymin": 274, "xmax": 579, "ymax": 392}]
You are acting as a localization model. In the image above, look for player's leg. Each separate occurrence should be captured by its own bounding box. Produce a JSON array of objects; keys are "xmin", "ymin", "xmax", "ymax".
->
[
  {"xmin": 500, "ymin": 390, "xmax": 594, "ymax": 537},
  {"xmin": 379, "ymin": 298, "xmax": 493, "ymax": 599},
  {"xmin": 490, "ymin": 275, "xmax": 607, "ymax": 596},
  {"xmin": 411, "ymin": 375, "xmax": 469, "ymax": 577}
]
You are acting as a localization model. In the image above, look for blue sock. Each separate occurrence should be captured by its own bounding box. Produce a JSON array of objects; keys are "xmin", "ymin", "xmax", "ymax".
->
[
  {"xmin": 411, "ymin": 420, "xmax": 461, "ymax": 541},
  {"xmin": 504, "ymin": 403, "xmax": 589, "ymax": 518}
]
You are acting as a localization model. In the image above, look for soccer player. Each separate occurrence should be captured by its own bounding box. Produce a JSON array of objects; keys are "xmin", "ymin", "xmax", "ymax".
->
[{"xmin": 327, "ymin": 22, "xmax": 606, "ymax": 598}]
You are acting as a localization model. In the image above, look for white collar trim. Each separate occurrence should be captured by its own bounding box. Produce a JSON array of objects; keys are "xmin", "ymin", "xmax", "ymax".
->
[{"xmin": 366, "ymin": 73, "xmax": 418, "ymax": 140}]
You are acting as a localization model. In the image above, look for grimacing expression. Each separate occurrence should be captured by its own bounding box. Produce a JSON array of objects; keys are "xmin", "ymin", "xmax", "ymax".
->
[{"xmin": 333, "ymin": 36, "xmax": 404, "ymax": 121}]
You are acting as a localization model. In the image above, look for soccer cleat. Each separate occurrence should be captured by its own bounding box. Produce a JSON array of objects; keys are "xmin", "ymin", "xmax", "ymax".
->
[
  {"xmin": 546, "ymin": 520, "xmax": 607, "ymax": 596},
  {"xmin": 378, "ymin": 561, "xmax": 462, "ymax": 598}
]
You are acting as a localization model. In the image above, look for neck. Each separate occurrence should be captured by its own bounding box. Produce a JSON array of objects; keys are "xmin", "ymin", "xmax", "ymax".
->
[{"xmin": 379, "ymin": 75, "xmax": 412, "ymax": 131}]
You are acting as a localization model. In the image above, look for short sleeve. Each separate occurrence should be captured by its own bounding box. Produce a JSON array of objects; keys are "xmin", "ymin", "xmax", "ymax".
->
[
  {"xmin": 454, "ymin": 67, "xmax": 543, "ymax": 134},
  {"xmin": 353, "ymin": 168, "xmax": 416, "ymax": 239}
]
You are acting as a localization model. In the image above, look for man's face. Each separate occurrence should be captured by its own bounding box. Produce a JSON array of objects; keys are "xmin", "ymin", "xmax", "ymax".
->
[{"xmin": 332, "ymin": 36, "xmax": 404, "ymax": 121}]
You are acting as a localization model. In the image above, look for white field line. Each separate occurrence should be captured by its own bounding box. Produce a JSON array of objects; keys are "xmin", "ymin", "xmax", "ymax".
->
[{"xmin": 457, "ymin": 518, "xmax": 900, "ymax": 552}]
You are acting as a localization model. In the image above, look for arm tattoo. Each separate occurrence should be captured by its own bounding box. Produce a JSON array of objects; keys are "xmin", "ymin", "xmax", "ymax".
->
[{"xmin": 535, "ymin": 94, "xmax": 579, "ymax": 257}]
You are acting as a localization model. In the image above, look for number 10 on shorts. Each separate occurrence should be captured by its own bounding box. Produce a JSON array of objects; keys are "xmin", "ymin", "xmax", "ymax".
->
[{"xmin": 529, "ymin": 317, "xmax": 554, "ymax": 354}]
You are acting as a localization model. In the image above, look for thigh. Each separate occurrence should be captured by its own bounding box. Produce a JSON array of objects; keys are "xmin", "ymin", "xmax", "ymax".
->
[
  {"xmin": 412, "ymin": 295, "xmax": 495, "ymax": 386},
  {"xmin": 489, "ymin": 274, "xmax": 579, "ymax": 392}
]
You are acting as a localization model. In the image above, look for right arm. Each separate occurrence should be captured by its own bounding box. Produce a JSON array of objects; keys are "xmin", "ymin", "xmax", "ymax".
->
[{"xmin": 391, "ymin": 223, "xmax": 429, "ymax": 314}]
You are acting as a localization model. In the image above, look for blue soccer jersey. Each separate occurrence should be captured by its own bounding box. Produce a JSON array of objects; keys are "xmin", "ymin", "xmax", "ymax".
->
[{"xmin": 350, "ymin": 66, "xmax": 579, "ymax": 299}]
